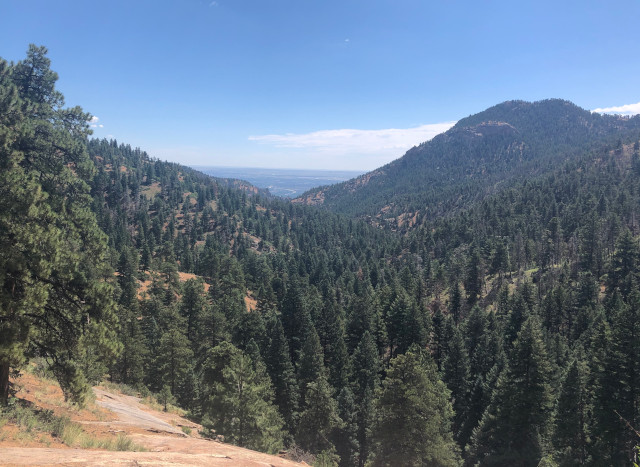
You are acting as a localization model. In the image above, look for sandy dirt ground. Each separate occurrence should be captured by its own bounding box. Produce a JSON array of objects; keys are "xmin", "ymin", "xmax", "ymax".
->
[{"xmin": 1, "ymin": 384, "xmax": 302, "ymax": 467}]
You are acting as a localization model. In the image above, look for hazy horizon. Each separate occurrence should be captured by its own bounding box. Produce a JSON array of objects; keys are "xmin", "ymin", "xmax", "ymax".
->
[{"xmin": 193, "ymin": 165, "xmax": 365, "ymax": 198}]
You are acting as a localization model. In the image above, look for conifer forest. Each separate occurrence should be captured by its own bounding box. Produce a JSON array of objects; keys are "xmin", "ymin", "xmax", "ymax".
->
[{"xmin": 3, "ymin": 45, "xmax": 640, "ymax": 466}]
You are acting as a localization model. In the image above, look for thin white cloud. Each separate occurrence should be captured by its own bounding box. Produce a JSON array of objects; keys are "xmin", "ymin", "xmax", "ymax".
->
[
  {"xmin": 247, "ymin": 122, "xmax": 456, "ymax": 170},
  {"xmin": 592, "ymin": 102, "xmax": 640, "ymax": 116},
  {"xmin": 249, "ymin": 122, "xmax": 456, "ymax": 155},
  {"xmin": 89, "ymin": 116, "xmax": 104, "ymax": 128}
]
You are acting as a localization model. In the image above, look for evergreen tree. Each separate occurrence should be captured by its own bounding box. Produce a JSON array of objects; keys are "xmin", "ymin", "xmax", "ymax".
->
[
  {"xmin": 112, "ymin": 304, "xmax": 147, "ymax": 387},
  {"xmin": 504, "ymin": 291, "xmax": 531, "ymax": 348},
  {"xmin": 297, "ymin": 327, "xmax": 326, "ymax": 406},
  {"xmin": 432, "ymin": 306, "xmax": 448, "ymax": 371},
  {"xmin": 490, "ymin": 239, "xmax": 510, "ymax": 283},
  {"xmin": 465, "ymin": 248, "xmax": 483, "ymax": 306},
  {"xmin": 263, "ymin": 311, "xmax": 299, "ymax": 431},
  {"xmin": 157, "ymin": 327, "xmax": 194, "ymax": 399},
  {"xmin": 387, "ymin": 290, "xmax": 429, "ymax": 357},
  {"xmin": 0, "ymin": 46, "xmax": 120, "ymax": 405},
  {"xmin": 297, "ymin": 373, "xmax": 343, "ymax": 455},
  {"xmin": 197, "ymin": 302, "xmax": 229, "ymax": 357},
  {"xmin": 552, "ymin": 359, "xmax": 589, "ymax": 466},
  {"xmin": 442, "ymin": 326, "xmax": 471, "ymax": 443},
  {"xmin": 611, "ymin": 289, "xmax": 640, "ymax": 462},
  {"xmin": 351, "ymin": 331, "xmax": 381, "ymax": 466},
  {"xmin": 179, "ymin": 278, "xmax": 207, "ymax": 342},
  {"xmin": 608, "ymin": 229, "xmax": 638, "ymax": 298},
  {"xmin": 316, "ymin": 295, "xmax": 350, "ymax": 390},
  {"xmin": 281, "ymin": 280, "xmax": 312, "ymax": 365},
  {"xmin": 203, "ymin": 348, "xmax": 285, "ymax": 453},
  {"xmin": 449, "ymin": 281, "xmax": 463, "ymax": 324},
  {"xmin": 589, "ymin": 291, "xmax": 640, "ymax": 464},
  {"xmin": 467, "ymin": 316, "xmax": 553, "ymax": 466},
  {"xmin": 335, "ymin": 387, "xmax": 360, "ymax": 467},
  {"xmin": 369, "ymin": 349, "xmax": 460, "ymax": 467},
  {"xmin": 117, "ymin": 247, "xmax": 139, "ymax": 307}
]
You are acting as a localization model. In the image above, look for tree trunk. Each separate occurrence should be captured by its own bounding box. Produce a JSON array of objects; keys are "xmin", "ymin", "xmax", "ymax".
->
[{"xmin": 0, "ymin": 361, "xmax": 10, "ymax": 405}]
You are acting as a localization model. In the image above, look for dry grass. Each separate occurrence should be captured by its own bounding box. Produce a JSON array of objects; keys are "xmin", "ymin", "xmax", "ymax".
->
[
  {"xmin": 140, "ymin": 395, "xmax": 185, "ymax": 416},
  {"xmin": 100, "ymin": 381, "xmax": 140, "ymax": 397},
  {"xmin": 140, "ymin": 182, "xmax": 161, "ymax": 199},
  {"xmin": 0, "ymin": 401, "xmax": 145, "ymax": 451},
  {"xmin": 4, "ymin": 366, "xmax": 145, "ymax": 452}
]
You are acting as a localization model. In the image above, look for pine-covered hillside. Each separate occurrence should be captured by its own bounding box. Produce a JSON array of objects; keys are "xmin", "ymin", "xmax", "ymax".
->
[
  {"xmin": 295, "ymin": 99, "xmax": 640, "ymax": 232},
  {"xmin": 4, "ymin": 46, "xmax": 640, "ymax": 467}
]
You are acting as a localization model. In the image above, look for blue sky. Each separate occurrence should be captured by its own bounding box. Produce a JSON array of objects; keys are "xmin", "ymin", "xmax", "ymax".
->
[{"xmin": 2, "ymin": 0, "xmax": 640, "ymax": 170}]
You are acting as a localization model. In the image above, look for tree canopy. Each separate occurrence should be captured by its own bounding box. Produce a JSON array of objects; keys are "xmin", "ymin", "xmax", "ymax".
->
[{"xmin": 0, "ymin": 45, "xmax": 119, "ymax": 405}]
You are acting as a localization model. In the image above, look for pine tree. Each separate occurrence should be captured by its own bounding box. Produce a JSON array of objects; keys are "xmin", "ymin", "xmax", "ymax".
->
[
  {"xmin": 281, "ymin": 280, "xmax": 312, "ymax": 365},
  {"xmin": 398, "ymin": 300, "xmax": 431, "ymax": 355},
  {"xmin": 611, "ymin": 289, "xmax": 640, "ymax": 461},
  {"xmin": 458, "ymin": 314, "xmax": 505, "ymax": 452},
  {"xmin": 608, "ymin": 229, "xmax": 638, "ymax": 298},
  {"xmin": 387, "ymin": 290, "xmax": 429, "ymax": 357},
  {"xmin": 297, "ymin": 373, "xmax": 343, "ymax": 455},
  {"xmin": 157, "ymin": 327, "xmax": 194, "ymax": 399},
  {"xmin": 117, "ymin": 247, "xmax": 139, "ymax": 307},
  {"xmin": 464, "ymin": 306, "xmax": 489, "ymax": 380},
  {"xmin": 197, "ymin": 302, "xmax": 229, "ymax": 357},
  {"xmin": 113, "ymin": 304, "xmax": 147, "ymax": 387},
  {"xmin": 490, "ymin": 239, "xmax": 510, "ymax": 283},
  {"xmin": 351, "ymin": 331, "xmax": 381, "ymax": 466},
  {"xmin": 504, "ymin": 291, "xmax": 531, "ymax": 348},
  {"xmin": 297, "ymin": 327, "xmax": 326, "ymax": 406},
  {"xmin": 159, "ymin": 384, "xmax": 175, "ymax": 412},
  {"xmin": 335, "ymin": 387, "xmax": 360, "ymax": 467},
  {"xmin": 449, "ymin": 281, "xmax": 463, "ymax": 324},
  {"xmin": 233, "ymin": 306, "xmax": 267, "ymax": 352},
  {"xmin": 369, "ymin": 349, "xmax": 460, "ymax": 467},
  {"xmin": 465, "ymin": 248, "xmax": 483, "ymax": 306},
  {"xmin": 467, "ymin": 316, "xmax": 552, "ymax": 466},
  {"xmin": 0, "ymin": 46, "xmax": 120, "ymax": 405},
  {"xmin": 552, "ymin": 359, "xmax": 588, "ymax": 466},
  {"xmin": 263, "ymin": 311, "xmax": 299, "ymax": 432},
  {"xmin": 442, "ymin": 326, "xmax": 471, "ymax": 443},
  {"xmin": 203, "ymin": 347, "xmax": 285, "ymax": 453},
  {"xmin": 316, "ymin": 295, "xmax": 350, "ymax": 391},
  {"xmin": 432, "ymin": 306, "xmax": 447, "ymax": 371},
  {"xmin": 179, "ymin": 278, "xmax": 207, "ymax": 342},
  {"xmin": 346, "ymin": 290, "xmax": 387, "ymax": 357},
  {"xmin": 589, "ymin": 291, "xmax": 640, "ymax": 464},
  {"xmin": 578, "ymin": 212, "xmax": 602, "ymax": 276}
]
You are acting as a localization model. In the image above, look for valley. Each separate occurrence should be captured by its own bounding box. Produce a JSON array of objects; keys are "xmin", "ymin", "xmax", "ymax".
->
[{"xmin": 3, "ymin": 45, "xmax": 640, "ymax": 467}]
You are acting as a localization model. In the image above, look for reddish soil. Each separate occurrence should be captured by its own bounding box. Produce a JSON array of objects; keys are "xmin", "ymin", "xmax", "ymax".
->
[{"xmin": 1, "ymin": 374, "xmax": 302, "ymax": 467}]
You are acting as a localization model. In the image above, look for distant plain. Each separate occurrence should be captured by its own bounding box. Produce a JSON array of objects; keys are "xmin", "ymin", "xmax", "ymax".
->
[{"xmin": 193, "ymin": 166, "xmax": 364, "ymax": 198}]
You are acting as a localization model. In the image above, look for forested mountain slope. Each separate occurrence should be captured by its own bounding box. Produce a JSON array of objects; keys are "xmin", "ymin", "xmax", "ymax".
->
[
  {"xmin": 4, "ymin": 46, "xmax": 640, "ymax": 467},
  {"xmin": 84, "ymin": 103, "xmax": 640, "ymax": 466},
  {"xmin": 295, "ymin": 99, "xmax": 640, "ymax": 232}
]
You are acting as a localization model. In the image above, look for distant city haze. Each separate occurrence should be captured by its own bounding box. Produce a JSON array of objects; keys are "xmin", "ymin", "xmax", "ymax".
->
[{"xmin": 193, "ymin": 166, "xmax": 364, "ymax": 198}]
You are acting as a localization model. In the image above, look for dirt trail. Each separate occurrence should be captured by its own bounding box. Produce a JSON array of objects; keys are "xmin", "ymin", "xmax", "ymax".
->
[{"xmin": 2, "ymin": 386, "xmax": 302, "ymax": 467}]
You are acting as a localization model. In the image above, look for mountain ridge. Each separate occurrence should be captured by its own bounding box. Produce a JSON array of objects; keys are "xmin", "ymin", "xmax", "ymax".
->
[{"xmin": 294, "ymin": 99, "xmax": 640, "ymax": 230}]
